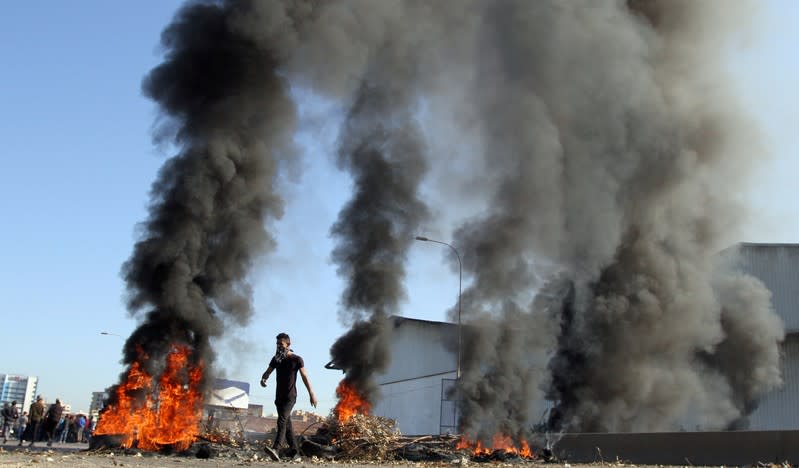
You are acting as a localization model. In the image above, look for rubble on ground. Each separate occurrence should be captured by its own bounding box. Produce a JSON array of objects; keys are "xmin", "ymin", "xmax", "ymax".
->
[{"xmin": 83, "ymin": 414, "xmax": 544, "ymax": 464}]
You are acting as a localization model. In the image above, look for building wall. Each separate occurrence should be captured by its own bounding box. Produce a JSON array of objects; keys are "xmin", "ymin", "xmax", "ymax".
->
[
  {"xmin": 246, "ymin": 404, "xmax": 264, "ymax": 417},
  {"xmin": 733, "ymin": 243, "xmax": 799, "ymax": 332},
  {"xmin": 89, "ymin": 391, "xmax": 107, "ymax": 418},
  {"xmin": 374, "ymin": 371, "xmax": 457, "ymax": 435},
  {"xmin": 208, "ymin": 378, "xmax": 250, "ymax": 409},
  {"xmin": 376, "ymin": 318, "xmax": 458, "ymax": 384},
  {"xmin": 747, "ymin": 334, "xmax": 799, "ymax": 430},
  {"xmin": 0, "ymin": 374, "xmax": 38, "ymax": 414},
  {"xmin": 732, "ymin": 243, "xmax": 799, "ymax": 430},
  {"xmin": 373, "ymin": 318, "xmax": 458, "ymax": 435}
]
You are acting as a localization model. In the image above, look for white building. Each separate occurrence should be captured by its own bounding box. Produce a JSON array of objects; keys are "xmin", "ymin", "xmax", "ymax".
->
[
  {"xmin": 372, "ymin": 317, "xmax": 458, "ymax": 435},
  {"xmin": 203, "ymin": 379, "xmax": 251, "ymax": 432},
  {"xmin": 89, "ymin": 391, "xmax": 107, "ymax": 418},
  {"xmin": 372, "ymin": 243, "xmax": 799, "ymax": 434},
  {"xmin": 731, "ymin": 243, "xmax": 799, "ymax": 429},
  {"xmin": 207, "ymin": 378, "xmax": 250, "ymax": 410},
  {"xmin": 0, "ymin": 374, "xmax": 38, "ymax": 414}
]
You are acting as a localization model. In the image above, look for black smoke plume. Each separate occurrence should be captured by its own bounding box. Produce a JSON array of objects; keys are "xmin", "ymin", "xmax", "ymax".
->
[
  {"xmin": 452, "ymin": 0, "xmax": 783, "ymax": 437},
  {"xmin": 108, "ymin": 0, "xmax": 304, "ymax": 405},
  {"xmin": 328, "ymin": 77, "xmax": 429, "ymax": 404},
  {"xmin": 107, "ymin": 0, "xmax": 784, "ymax": 440}
]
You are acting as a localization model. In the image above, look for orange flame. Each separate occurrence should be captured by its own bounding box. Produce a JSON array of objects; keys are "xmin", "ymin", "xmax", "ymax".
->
[
  {"xmin": 333, "ymin": 380, "xmax": 371, "ymax": 422},
  {"xmin": 95, "ymin": 344, "xmax": 204, "ymax": 451},
  {"xmin": 456, "ymin": 434, "xmax": 533, "ymax": 458}
]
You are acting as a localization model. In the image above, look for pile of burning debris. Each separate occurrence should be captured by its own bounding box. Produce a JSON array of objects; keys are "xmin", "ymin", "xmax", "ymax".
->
[
  {"xmin": 301, "ymin": 413, "xmax": 549, "ymax": 463},
  {"xmin": 89, "ymin": 376, "xmax": 548, "ymax": 462},
  {"xmin": 90, "ymin": 413, "xmax": 549, "ymax": 463}
]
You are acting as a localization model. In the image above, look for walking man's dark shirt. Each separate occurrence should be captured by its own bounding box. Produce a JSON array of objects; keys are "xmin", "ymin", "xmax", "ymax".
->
[{"xmin": 270, "ymin": 354, "xmax": 305, "ymax": 402}]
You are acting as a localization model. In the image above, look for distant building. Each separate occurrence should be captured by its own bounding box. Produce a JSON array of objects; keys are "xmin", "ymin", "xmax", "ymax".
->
[
  {"xmin": 292, "ymin": 409, "xmax": 321, "ymax": 421},
  {"xmin": 246, "ymin": 404, "xmax": 264, "ymax": 417},
  {"xmin": 203, "ymin": 379, "xmax": 251, "ymax": 433},
  {"xmin": 207, "ymin": 378, "xmax": 250, "ymax": 410},
  {"xmin": 0, "ymin": 374, "xmax": 38, "ymax": 413},
  {"xmin": 202, "ymin": 379, "xmax": 325, "ymax": 436},
  {"xmin": 89, "ymin": 391, "xmax": 107, "ymax": 418}
]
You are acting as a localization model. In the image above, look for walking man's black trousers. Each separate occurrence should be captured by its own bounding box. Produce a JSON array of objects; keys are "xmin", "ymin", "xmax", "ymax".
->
[{"xmin": 273, "ymin": 397, "xmax": 297, "ymax": 452}]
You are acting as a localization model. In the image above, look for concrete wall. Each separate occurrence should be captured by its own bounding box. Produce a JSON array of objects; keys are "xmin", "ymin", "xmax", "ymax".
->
[
  {"xmin": 373, "ymin": 372, "xmax": 457, "ymax": 435},
  {"xmin": 554, "ymin": 430, "xmax": 799, "ymax": 465},
  {"xmin": 373, "ymin": 318, "xmax": 458, "ymax": 435},
  {"xmin": 376, "ymin": 318, "xmax": 457, "ymax": 385}
]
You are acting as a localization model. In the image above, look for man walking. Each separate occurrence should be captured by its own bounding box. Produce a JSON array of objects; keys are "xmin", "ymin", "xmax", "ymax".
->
[
  {"xmin": 42, "ymin": 398, "xmax": 64, "ymax": 447},
  {"xmin": 20, "ymin": 396, "xmax": 44, "ymax": 447},
  {"xmin": 260, "ymin": 332, "xmax": 317, "ymax": 458},
  {"xmin": 16, "ymin": 412, "xmax": 27, "ymax": 442},
  {"xmin": 1, "ymin": 401, "xmax": 19, "ymax": 443}
]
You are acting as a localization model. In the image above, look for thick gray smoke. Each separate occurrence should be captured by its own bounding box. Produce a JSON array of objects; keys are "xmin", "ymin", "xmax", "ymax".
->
[
  {"xmin": 112, "ymin": 0, "xmax": 783, "ymax": 439},
  {"xmin": 286, "ymin": 1, "xmax": 451, "ymax": 404},
  {"xmin": 451, "ymin": 0, "xmax": 784, "ymax": 437},
  {"xmin": 328, "ymin": 69, "xmax": 430, "ymax": 403},
  {"xmin": 110, "ymin": 0, "xmax": 307, "ymax": 403}
]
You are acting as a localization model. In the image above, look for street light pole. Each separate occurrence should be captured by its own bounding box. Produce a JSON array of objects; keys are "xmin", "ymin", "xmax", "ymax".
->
[
  {"xmin": 100, "ymin": 331, "xmax": 123, "ymax": 338},
  {"xmin": 415, "ymin": 236, "xmax": 462, "ymax": 379}
]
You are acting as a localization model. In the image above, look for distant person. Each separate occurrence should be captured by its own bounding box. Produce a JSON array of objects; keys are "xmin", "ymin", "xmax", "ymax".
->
[
  {"xmin": 56, "ymin": 415, "xmax": 69, "ymax": 443},
  {"xmin": 68, "ymin": 415, "xmax": 78, "ymax": 442},
  {"xmin": 76, "ymin": 414, "xmax": 87, "ymax": 442},
  {"xmin": 42, "ymin": 399, "xmax": 64, "ymax": 447},
  {"xmin": 16, "ymin": 412, "xmax": 27, "ymax": 441},
  {"xmin": 260, "ymin": 332, "xmax": 317, "ymax": 458},
  {"xmin": 86, "ymin": 415, "xmax": 96, "ymax": 443},
  {"xmin": 20, "ymin": 396, "xmax": 44, "ymax": 447},
  {"xmin": 2, "ymin": 401, "xmax": 20, "ymax": 443}
]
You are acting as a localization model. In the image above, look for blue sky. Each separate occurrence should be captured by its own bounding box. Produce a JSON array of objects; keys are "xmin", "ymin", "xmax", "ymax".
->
[{"xmin": 1, "ymin": 1, "xmax": 798, "ymax": 416}]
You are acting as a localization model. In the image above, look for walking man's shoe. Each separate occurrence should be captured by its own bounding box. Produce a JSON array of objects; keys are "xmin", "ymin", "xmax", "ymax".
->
[{"xmin": 263, "ymin": 444, "xmax": 280, "ymax": 462}]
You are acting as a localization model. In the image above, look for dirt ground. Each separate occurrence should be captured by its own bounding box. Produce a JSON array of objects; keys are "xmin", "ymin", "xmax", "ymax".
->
[
  {"xmin": 0, "ymin": 449, "xmax": 543, "ymax": 468},
  {"xmin": 0, "ymin": 441, "xmax": 699, "ymax": 468},
  {"xmin": 0, "ymin": 443, "xmax": 630, "ymax": 468}
]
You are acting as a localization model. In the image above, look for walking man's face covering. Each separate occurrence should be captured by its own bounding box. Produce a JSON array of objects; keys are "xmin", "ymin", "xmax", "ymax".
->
[{"xmin": 274, "ymin": 338, "xmax": 290, "ymax": 362}]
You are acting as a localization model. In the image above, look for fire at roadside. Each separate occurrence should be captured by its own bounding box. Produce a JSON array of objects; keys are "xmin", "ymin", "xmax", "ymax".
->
[
  {"xmin": 89, "ymin": 417, "xmax": 551, "ymax": 464},
  {"xmin": 87, "ymin": 378, "xmax": 552, "ymax": 464}
]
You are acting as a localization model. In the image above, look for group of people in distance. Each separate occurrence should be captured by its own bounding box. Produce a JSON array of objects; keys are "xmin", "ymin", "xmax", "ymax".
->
[{"xmin": 1, "ymin": 397, "xmax": 92, "ymax": 447}]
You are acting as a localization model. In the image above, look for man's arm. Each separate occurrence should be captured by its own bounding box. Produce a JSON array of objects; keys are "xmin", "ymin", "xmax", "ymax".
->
[
  {"xmin": 299, "ymin": 367, "xmax": 318, "ymax": 407},
  {"xmin": 260, "ymin": 366, "xmax": 275, "ymax": 387}
]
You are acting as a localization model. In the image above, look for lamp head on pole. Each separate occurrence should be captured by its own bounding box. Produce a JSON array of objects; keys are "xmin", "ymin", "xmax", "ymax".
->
[{"xmin": 415, "ymin": 236, "xmax": 429, "ymax": 241}]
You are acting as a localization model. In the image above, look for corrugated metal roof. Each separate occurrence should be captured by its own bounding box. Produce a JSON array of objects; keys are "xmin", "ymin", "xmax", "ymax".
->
[{"xmin": 731, "ymin": 243, "xmax": 799, "ymax": 332}]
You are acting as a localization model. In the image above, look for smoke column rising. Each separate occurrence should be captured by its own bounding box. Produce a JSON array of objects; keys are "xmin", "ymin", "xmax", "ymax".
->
[
  {"xmin": 328, "ymin": 72, "xmax": 430, "ymax": 404},
  {"xmin": 110, "ymin": 0, "xmax": 307, "ymax": 403},
  {"xmin": 451, "ymin": 0, "xmax": 784, "ymax": 436}
]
